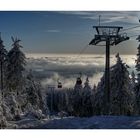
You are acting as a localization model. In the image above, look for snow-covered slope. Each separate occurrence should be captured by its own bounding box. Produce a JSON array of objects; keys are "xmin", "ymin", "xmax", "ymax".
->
[{"xmin": 11, "ymin": 116, "xmax": 140, "ymax": 129}]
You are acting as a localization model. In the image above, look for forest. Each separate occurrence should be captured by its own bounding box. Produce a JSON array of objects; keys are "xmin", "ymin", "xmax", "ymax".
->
[{"xmin": 0, "ymin": 35, "xmax": 140, "ymax": 128}]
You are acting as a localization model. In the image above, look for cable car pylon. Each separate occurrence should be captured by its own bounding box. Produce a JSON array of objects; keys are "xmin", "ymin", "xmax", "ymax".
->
[{"xmin": 89, "ymin": 16, "xmax": 129, "ymax": 114}]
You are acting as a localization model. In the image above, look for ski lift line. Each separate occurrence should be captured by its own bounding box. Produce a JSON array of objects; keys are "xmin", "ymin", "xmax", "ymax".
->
[
  {"xmin": 73, "ymin": 33, "xmax": 139, "ymax": 60},
  {"xmin": 66, "ymin": 44, "xmax": 89, "ymax": 64},
  {"xmin": 121, "ymin": 29, "xmax": 140, "ymax": 33},
  {"xmin": 116, "ymin": 33, "xmax": 140, "ymax": 38},
  {"xmin": 75, "ymin": 44, "xmax": 89, "ymax": 58},
  {"xmin": 120, "ymin": 25, "xmax": 140, "ymax": 32}
]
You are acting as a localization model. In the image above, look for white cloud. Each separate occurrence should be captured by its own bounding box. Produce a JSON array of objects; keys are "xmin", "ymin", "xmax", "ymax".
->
[
  {"xmin": 26, "ymin": 54, "xmax": 136, "ymax": 88},
  {"xmin": 43, "ymin": 11, "xmax": 140, "ymax": 38},
  {"xmin": 57, "ymin": 11, "xmax": 140, "ymax": 25}
]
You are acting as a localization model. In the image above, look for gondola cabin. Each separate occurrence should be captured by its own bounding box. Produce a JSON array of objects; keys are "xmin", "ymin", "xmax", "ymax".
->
[
  {"xmin": 76, "ymin": 77, "xmax": 82, "ymax": 85},
  {"xmin": 58, "ymin": 81, "xmax": 62, "ymax": 88}
]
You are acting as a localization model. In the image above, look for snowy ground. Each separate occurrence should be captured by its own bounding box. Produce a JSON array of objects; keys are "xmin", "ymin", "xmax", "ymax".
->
[{"xmin": 7, "ymin": 116, "xmax": 140, "ymax": 129}]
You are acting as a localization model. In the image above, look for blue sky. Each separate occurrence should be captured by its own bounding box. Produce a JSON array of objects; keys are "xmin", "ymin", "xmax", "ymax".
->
[{"xmin": 0, "ymin": 11, "xmax": 140, "ymax": 54}]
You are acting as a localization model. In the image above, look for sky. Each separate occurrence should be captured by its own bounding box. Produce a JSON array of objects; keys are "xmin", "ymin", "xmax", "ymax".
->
[{"xmin": 0, "ymin": 11, "xmax": 140, "ymax": 54}]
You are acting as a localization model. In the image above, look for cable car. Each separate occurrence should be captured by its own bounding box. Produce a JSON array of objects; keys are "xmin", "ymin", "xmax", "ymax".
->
[
  {"xmin": 57, "ymin": 79, "xmax": 62, "ymax": 88},
  {"xmin": 76, "ymin": 77, "xmax": 82, "ymax": 85}
]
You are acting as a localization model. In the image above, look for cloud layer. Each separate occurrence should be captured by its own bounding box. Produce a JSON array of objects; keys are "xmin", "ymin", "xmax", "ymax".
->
[
  {"xmin": 57, "ymin": 11, "xmax": 140, "ymax": 25},
  {"xmin": 26, "ymin": 53, "xmax": 136, "ymax": 88}
]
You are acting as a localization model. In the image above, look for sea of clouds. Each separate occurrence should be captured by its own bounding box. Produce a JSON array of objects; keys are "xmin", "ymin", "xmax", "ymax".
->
[{"xmin": 25, "ymin": 54, "xmax": 136, "ymax": 88}]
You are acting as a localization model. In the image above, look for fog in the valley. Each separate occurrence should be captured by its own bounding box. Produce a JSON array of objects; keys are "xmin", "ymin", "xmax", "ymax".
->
[{"xmin": 26, "ymin": 54, "xmax": 136, "ymax": 88}]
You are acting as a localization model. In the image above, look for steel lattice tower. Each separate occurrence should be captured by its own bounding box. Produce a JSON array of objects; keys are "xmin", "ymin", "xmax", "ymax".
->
[{"xmin": 89, "ymin": 25, "xmax": 129, "ymax": 114}]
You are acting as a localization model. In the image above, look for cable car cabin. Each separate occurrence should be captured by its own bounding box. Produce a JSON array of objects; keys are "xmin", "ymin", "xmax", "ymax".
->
[
  {"xmin": 76, "ymin": 77, "xmax": 82, "ymax": 85},
  {"xmin": 58, "ymin": 82, "xmax": 62, "ymax": 88}
]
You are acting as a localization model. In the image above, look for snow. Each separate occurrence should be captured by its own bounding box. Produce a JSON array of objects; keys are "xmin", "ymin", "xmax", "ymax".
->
[{"xmin": 8, "ymin": 116, "xmax": 140, "ymax": 129}]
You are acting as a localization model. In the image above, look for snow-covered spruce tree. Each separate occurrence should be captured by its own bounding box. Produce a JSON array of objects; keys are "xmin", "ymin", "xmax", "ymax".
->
[
  {"xmin": 46, "ymin": 87, "xmax": 73, "ymax": 115},
  {"xmin": 135, "ymin": 43, "xmax": 140, "ymax": 115},
  {"xmin": 90, "ymin": 84, "xmax": 97, "ymax": 115},
  {"xmin": 57, "ymin": 90, "xmax": 67, "ymax": 112},
  {"xmin": 0, "ymin": 35, "xmax": 8, "ymax": 128},
  {"xmin": 92, "ymin": 84, "xmax": 97, "ymax": 93},
  {"xmin": 6, "ymin": 37, "xmax": 26, "ymax": 91},
  {"xmin": 93, "ymin": 75, "xmax": 105, "ymax": 115},
  {"xmin": 0, "ymin": 105, "xmax": 7, "ymax": 128},
  {"xmin": 83, "ymin": 77, "xmax": 91, "ymax": 95},
  {"xmin": 64, "ymin": 88, "xmax": 74, "ymax": 115},
  {"xmin": 72, "ymin": 75, "xmax": 83, "ymax": 116},
  {"xmin": 0, "ymin": 35, "xmax": 8, "ymax": 92},
  {"xmin": 110, "ymin": 53, "xmax": 135, "ymax": 115},
  {"xmin": 23, "ymin": 70, "xmax": 45, "ymax": 115},
  {"xmin": 81, "ymin": 77, "xmax": 93, "ymax": 117},
  {"xmin": 3, "ymin": 91, "xmax": 21, "ymax": 121},
  {"xmin": 94, "ymin": 54, "xmax": 135, "ymax": 115},
  {"xmin": 74, "ymin": 76, "xmax": 83, "ymax": 94},
  {"xmin": 131, "ymin": 71, "xmax": 136, "ymax": 90}
]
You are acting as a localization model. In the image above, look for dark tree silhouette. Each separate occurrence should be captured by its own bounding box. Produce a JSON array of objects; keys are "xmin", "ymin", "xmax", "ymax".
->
[{"xmin": 7, "ymin": 37, "xmax": 26, "ymax": 91}]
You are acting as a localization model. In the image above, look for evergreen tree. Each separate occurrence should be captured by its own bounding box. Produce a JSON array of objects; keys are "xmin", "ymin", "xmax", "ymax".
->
[
  {"xmin": 7, "ymin": 37, "xmax": 26, "ymax": 91},
  {"xmin": 0, "ymin": 34, "xmax": 8, "ymax": 91},
  {"xmin": 131, "ymin": 71, "xmax": 136, "ymax": 90},
  {"xmin": 72, "ymin": 75, "xmax": 83, "ymax": 116},
  {"xmin": 25, "ymin": 70, "xmax": 45, "ymax": 112},
  {"xmin": 94, "ymin": 54, "xmax": 135, "ymax": 115},
  {"xmin": 93, "ymin": 75, "xmax": 105, "ymax": 115},
  {"xmin": 81, "ymin": 77, "xmax": 93, "ymax": 117},
  {"xmin": 135, "ymin": 43, "xmax": 140, "ymax": 114},
  {"xmin": 92, "ymin": 84, "xmax": 97, "ymax": 93},
  {"xmin": 110, "ymin": 53, "xmax": 134, "ymax": 115},
  {"xmin": 83, "ymin": 77, "xmax": 91, "ymax": 94},
  {"xmin": 90, "ymin": 84, "xmax": 96, "ymax": 115},
  {"xmin": 0, "ymin": 34, "xmax": 8, "ymax": 127},
  {"xmin": 135, "ymin": 44, "xmax": 140, "ymax": 73},
  {"xmin": 74, "ymin": 74, "xmax": 83, "ymax": 93}
]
